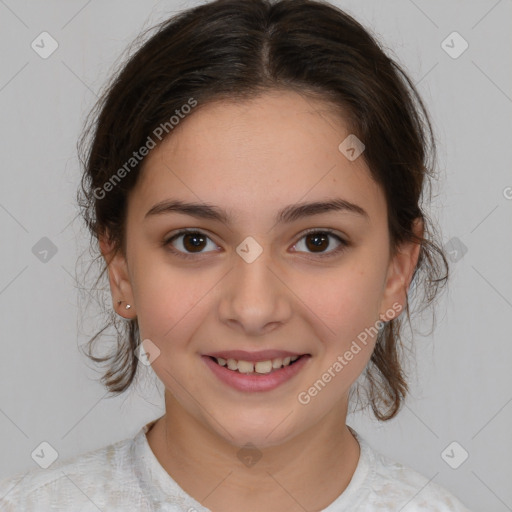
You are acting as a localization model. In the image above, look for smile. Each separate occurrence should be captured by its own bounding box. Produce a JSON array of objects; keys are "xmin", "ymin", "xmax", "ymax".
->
[
  {"xmin": 202, "ymin": 353, "xmax": 311, "ymax": 392},
  {"xmin": 212, "ymin": 355, "xmax": 300, "ymax": 374}
]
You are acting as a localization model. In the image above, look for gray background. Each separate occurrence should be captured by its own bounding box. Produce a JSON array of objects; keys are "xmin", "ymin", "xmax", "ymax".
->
[{"xmin": 1, "ymin": 1, "xmax": 511, "ymax": 510}]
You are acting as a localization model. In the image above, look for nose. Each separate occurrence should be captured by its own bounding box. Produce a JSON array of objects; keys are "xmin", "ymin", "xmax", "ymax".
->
[{"xmin": 217, "ymin": 246, "xmax": 293, "ymax": 337}]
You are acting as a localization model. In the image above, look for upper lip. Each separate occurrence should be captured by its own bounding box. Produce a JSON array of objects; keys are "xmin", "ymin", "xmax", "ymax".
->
[{"xmin": 205, "ymin": 350, "xmax": 307, "ymax": 362}]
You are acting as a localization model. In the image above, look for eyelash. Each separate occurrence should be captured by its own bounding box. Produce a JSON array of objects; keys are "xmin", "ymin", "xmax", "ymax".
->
[{"xmin": 163, "ymin": 228, "xmax": 349, "ymax": 260}]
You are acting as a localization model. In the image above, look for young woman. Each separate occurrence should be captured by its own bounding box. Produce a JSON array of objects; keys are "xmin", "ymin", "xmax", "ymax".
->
[{"xmin": 0, "ymin": 0, "xmax": 471, "ymax": 510}]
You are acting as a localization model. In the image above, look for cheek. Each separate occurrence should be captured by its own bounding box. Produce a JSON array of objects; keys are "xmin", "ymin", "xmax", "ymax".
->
[
  {"xmin": 294, "ymin": 260, "xmax": 386, "ymax": 393},
  {"xmin": 299, "ymin": 261, "xmax": 386, "ymax": 341},
  {"xmin": 132, "ymin": 256, "xmax": 209, "ymax": 345},
  {"xmin": 134, "ymin": 264, "xmax": 210, "ymax": 403}
]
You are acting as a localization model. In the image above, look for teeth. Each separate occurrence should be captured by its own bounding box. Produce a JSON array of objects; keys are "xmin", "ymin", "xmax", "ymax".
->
[
  {"xmin": 272, "ymin": 358, "xmax": 283, "ymax": 369},
  {"xmin": 214, "ymin": 355, "xmax": 301, "ymax": 374},
  {"xmin": 255, "ymin": 360, "xmax": 273, "ymax": 374},
  {"xmin": 237, "ymin": 360, "xmax": 255, "ymax": 374}
]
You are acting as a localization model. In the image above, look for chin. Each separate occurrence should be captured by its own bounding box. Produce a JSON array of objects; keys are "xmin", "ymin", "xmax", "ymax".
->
[{"xmin": 207, "ymin": 409, "xmax": 303, "ymax": 450}]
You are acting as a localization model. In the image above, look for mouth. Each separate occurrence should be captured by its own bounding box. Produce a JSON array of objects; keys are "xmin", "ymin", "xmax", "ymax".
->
[
  {"xmin": 202, "ymin": 351, "xmax": 311, "ymax": 392},
  {"xmin": 207, "ymin": 354, "xmax": 305, "ymax": 375}
]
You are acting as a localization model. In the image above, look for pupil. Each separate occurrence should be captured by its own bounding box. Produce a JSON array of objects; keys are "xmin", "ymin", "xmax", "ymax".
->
[
  {"xmin": 307, "ymin": 233, "xmax": 328, "ymax": 252},
  {"xmin": 184, "ymin": 233, "xmax": 206, "ymax": 251}
]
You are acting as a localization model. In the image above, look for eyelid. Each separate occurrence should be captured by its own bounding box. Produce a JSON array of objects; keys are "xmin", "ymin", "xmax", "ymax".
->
[
  {"xmin": 164, "ymin": 227, "xmax": 349, "ymax": 259},
  {"xmin": 291, "ymin": 228, "xmax": 348, "ymax": 258},
  {"xmin": 295, "ymin": 227, "xmax": 347, "ymax": 242},
  {"xmin": 163, "ymin": 228, "xmax": 220, "ymax": 259}
]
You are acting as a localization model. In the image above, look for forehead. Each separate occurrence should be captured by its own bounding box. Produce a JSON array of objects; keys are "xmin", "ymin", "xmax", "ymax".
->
[{"xmin": 131, "ymin": 90, "xmax": 385, "ymax": 225}]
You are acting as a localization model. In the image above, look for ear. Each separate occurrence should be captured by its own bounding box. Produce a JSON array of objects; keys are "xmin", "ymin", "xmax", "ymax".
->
[
  {"xmin": 99, "ymin": 233, "xmax": 136, "ymax": 319},
  {"xmin": 378, "ymin": 217, "xmax": 423, "ymax": 320}
]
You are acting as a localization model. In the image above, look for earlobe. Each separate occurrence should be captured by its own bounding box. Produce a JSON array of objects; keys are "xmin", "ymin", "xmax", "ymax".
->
[{"xmin": 99, "ymin": 234, "xmax": 135, "ymax": 318}]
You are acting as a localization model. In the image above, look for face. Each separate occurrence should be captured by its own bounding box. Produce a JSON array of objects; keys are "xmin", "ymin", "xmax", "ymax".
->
[{"xmin": 102, "ymin": 90, "xmax": 420, "ymax": 448}]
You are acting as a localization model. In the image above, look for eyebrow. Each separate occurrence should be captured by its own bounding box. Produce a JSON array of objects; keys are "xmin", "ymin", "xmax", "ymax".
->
[{"xmin": 144, "ymin": 198, "xmax": 369, "ymax": 224}]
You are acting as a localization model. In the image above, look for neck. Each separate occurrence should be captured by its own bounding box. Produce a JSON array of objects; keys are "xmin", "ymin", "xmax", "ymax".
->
[{"xmin": 146, "ymin": 391, "xmax": 360, "ymax": 512}]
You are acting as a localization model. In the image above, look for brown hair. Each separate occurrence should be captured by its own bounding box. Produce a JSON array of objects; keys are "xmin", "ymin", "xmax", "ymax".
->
[{"xmin": 77, "ymin": 0, "xmax": 449, "ymax": 420}]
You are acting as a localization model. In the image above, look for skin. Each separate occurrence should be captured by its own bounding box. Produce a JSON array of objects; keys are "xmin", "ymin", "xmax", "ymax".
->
[{"xmin": 100, "ymin": 90, "xmax": 422, "ymax": 512}]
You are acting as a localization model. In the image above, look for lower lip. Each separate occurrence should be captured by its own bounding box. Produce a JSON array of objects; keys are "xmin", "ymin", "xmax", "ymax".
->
[{"xmin": 202, "ymin": 355, "xmax": 310, "ymax": 392}]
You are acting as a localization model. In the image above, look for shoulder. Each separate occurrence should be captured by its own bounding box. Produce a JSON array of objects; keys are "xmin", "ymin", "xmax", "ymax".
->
[
  {"xmin": 359, "ymin": 436, "xmax": 471, "ymax": 511},
  {"xmin": 0, "ymin": 435, "xmax": 145, "ymax": 511}
]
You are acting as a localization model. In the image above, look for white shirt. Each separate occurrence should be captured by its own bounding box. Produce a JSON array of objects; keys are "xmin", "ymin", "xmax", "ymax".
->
[{"xmin": 0, "ymin": 418, "xmax": 471, "ymax": 511}]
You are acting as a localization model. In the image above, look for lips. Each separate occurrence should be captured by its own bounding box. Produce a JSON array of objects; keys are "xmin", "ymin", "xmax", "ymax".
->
[
  {"xmin": 206, "ymin": 350, "xmax": 304, "ymax": 362},
  {"xmin": 202, "ymin": 351, "xmax": 311, "ymax": 392}
]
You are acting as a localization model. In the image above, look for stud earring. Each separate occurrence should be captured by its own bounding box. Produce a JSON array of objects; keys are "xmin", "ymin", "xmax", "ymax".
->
[{"xmin": 117, "ymin": 300, "xmax": 131, "ymax": 310}]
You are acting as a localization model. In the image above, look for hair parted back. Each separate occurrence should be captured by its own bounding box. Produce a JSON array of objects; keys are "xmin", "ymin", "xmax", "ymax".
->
[{"xmin": 77, "ymin": 0, "xmax": 449, "ymax": 421}]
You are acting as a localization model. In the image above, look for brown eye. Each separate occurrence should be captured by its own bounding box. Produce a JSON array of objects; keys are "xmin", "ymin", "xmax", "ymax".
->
[
  {"xmin": 182, "ymin": 232, "xmax": 207, "ymax": 252},
  {"xmin": 293, "ymin": 230, "xmax": 347, "ymax": 257},
  {"xmin": 305, "ymin": 232, "xmax": 330, "ymax": 252},
  {"xmin": 165, "ymin": 230, "xmax": 219, "ymax": 257}
]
